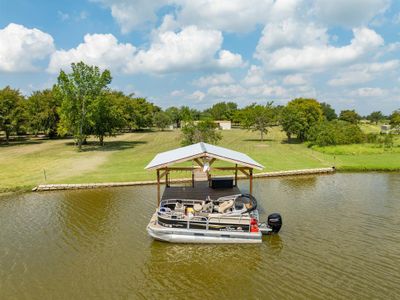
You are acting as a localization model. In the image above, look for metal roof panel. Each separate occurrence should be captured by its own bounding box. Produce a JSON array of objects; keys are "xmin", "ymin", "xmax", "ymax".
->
[{"xmin": 145, "ymin": 142, "xmax": 264, "ymax": 170}]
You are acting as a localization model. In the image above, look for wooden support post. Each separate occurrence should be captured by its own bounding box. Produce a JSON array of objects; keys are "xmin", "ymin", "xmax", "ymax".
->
[
  {"xmin": 209, "ymin": 158, "xmax": 216, "ymax": 166},
  {"xmin": 249, "ymin": 168, "xmax": 253, "ymax": 196},
  {"xmin": 165, "ymin": 168, "xmax": 169, "ymax": 187},
  {"xmin": 194, "ymin": 158, "xmax": 204, "ymax": 168},
  {"xmin": 235, "ymin": 164, "xmax": 238, "ymax": 187},
  {"xmin": 157, "ymin": 169, "xmax": 161, "ymax": 206},
  {"xmin": 192, "ymin": 171, "xmax": 195, "ymax": 187}
]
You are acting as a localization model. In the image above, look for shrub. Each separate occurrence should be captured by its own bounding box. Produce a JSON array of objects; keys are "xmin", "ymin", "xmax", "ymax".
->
[
  {"xmin": 366, "ymin": 133, "xmax": 379, "ymax": 143},
  {"xmin": 181, "ymin": 120, "xmax": 222, "ymax": 146},
  {"xmin": 308, "ymin": 120, "xmax": 365, "ymax": 146}
]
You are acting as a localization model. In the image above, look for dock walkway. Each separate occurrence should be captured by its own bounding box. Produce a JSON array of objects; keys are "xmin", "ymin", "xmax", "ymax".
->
[{"xmin": 33, "ymin": 167, "xmax": 335, "ymax": 192}]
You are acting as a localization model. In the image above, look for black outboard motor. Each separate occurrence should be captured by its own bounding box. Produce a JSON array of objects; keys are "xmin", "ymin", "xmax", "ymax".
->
[{"xmin": 267, "ymin": 213, "xmax": 282, "ymax": 233}]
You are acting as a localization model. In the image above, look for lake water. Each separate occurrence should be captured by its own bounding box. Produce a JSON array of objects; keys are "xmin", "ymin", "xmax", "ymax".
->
[{"xmin": 1, "ymin": 173, "xmax": 399, "ymax": 299}]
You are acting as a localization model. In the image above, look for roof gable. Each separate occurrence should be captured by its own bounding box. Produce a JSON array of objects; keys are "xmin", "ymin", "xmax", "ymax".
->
[{"xmin": 145, "ymin": 142, "xmax": 264, "ymax": 170}]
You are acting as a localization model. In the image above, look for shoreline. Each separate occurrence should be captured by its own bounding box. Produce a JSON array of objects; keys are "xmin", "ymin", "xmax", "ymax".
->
[
  {"xmin": 33, "ymin": 167, "xmax": 336, "ymax": 191},
  {"xmin": 2, "ymin": 167, "xmax": 400, "ymax": 195}
]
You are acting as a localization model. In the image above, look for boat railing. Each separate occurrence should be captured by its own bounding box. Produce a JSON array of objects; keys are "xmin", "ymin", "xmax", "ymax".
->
[
  {"xmin": 160, "ymin": 198, "xmax": 203, "ymax": 207},
  {"xmin": 187, "ymin": 215, "xmax": 209, "ymax": 229},
  {"xmin": 158, "ymin": 197, "xmax": 252, "ymax": 232}
]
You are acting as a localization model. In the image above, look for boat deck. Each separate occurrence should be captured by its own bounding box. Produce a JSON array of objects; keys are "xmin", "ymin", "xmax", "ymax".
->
[{"xmin": 162, "ymin": 181, "xmax": 241, "ymax": 201}]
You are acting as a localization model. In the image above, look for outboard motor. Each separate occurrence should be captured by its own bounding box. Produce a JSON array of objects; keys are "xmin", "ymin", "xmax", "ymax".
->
[{"xmin": 267, "ymin": 213, "xmax": 282, "ymax": 233}]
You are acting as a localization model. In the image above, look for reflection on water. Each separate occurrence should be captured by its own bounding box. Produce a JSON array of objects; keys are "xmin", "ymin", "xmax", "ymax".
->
[{"xmin": 1, "ymin": 173, "xmax": 400, "ymax": 299}]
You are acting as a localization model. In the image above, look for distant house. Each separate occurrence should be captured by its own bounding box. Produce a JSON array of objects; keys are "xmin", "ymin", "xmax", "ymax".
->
[
  {"xmin": 215, "ymin": 120, "xmax": 231, "ymax": 130},
  {"xmin": 381, "ymin": 124, "xmax": 391, "ymax": 134},
  {"xmin": 180, "ymin": 120, "xmax": 232, "ymax": 130}
]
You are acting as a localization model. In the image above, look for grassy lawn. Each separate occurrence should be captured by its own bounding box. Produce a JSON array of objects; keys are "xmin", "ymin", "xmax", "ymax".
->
[{"xmin": 1, "ymin": 126, "xmax": 399, "ymax": 192}]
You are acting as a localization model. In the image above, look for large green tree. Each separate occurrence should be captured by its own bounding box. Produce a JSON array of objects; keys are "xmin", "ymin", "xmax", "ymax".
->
[
  {"xmin": 241, "ymin": 103, "xmax": 275, "ymax": 141},
  {"xmin": 153, "ymin": 111, "xmax": 172, "ymax": 131},
  {"xmin": 131, "ymin": 98, "xmax": 160, "ymax": 130},
  {"xmin": 165, "ymin": 106, "xmax": 181, "ymax": 128},
  {"xmin": 320, "ymin": 102, "xmax": 337, "ymax": 121},
  {"xmin": 90, "ymin": 91, "xmax": 123, "ymax": 145},
  {"xmin": 56, "ymin": 62, "xmax": 112, "ymax": 149},
  {"xmin": 181, "ymin": 120, "xmax": 222, "ymax": 146},
  {"xmin": 390, "ymin": 109, "xmax": 400, "ymax": 133},
  {"xmin": 281, "ymin": 98, "xmax": 323, "ymax": 142},
  {"xmin": 339, "ymin": 109, "xmax": 361, "ymax": 124},
  {"xmin": 26, "ymin": 89, "xmax": 61, "ymax": 137},
  {"xmin": 280, "ymin": 105, "xmax": 304, "ymax": 141},
  {"xmin": 205, "ymin": 102, "xmax": 238, "ymax": 121},
  {"xmin": 180, "ymin": 106, "xmax": 200, "ymax": 122},
  {"xmin": 0, "ymin": 86, "xmax": 25, "ymax": 144},
  {"xmin": 367, "ymin": 111, "xmax": 385, "ymax": 125}
]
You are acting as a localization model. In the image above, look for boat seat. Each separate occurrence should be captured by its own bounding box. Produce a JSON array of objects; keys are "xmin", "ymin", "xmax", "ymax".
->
[
  {"xmin": 208, "ymin": 213, "xmax": 251, "ymax": 225},
  {"xmin": 202, "ymin": 201, "xmax": 214, "ymax": 212},
  {"xmin": 175, "ymin": 202, "xmax": 185, "ymax": 214},
  {"xmin": 218, "ymin": 200, "xmax": 234, "ymax": 213},
  {"xmin": 193, "ymin": 203, "xmax": 203, "ymax": 212}
]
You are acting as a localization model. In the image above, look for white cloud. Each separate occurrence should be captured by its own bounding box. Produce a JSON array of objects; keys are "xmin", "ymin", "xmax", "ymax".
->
[
  {"xmin": 47, "ymin": 26, "xmax": 242, "ymax": 74},
  {"xmin": 193, "ymin": 73, "xmax": 235, "ymax": 87},
  {"xmin": 170, "ymin": 89, "xmax": 184, "ymax": 97},
  {"xmin": 350, "ymin": 87, "xmax": 387, "ymax": 97},
  {"xmin": 283, "ymin": 74, "xmax": 307, "ymax": 85},
  {"xmin": 176, "ymin": 0, "xmax": 300, "ymax": 33},
  {"xmin": 93, "ymin": 0, "xmax": 302, "ymax": 34},
  {"xmin": 313, "ymin": 0, "xmax": 390, "ymax": 27},
  {"xmin": 329, "ymin": 72, "xmax": 372, "ymax": 87},
  {"xmin": 257, "ymin": 19, "xmax": 328, "ymax": 52},
  {"xmin": 188, "ymin": 90, "xmax": 206, "ymax": 102},
  {"xmin": 242, "ymin": 65, "xmax": 264, "ymax": 86},
  {"xmin": 256, "ymin": 26, "xmax": 384, "ymax": 72},
  {"xmin": 48, "ymin": 33, "xmax": 136, "ymax": 73},
  {"xmin": 126, "ymin": 26, "xmax": 243, "ymax": 73},
  {"xmin": 0, "ymin": 23, "xmax": 54, "ymax": 72},
  {"xmin": 247, "ymin": 84, "xmax": 287, "ymax": 97},
  {"xmin": 157, "ymin": 14, "xmax": 179, "ymax": 33},
  {"xmin": 328, "ymin": 60, "xmax": 399, "ymax": 86},
  {"xmin": 206, "ymin": 82, "xmax": 287, "ymax": 99},
  {"xmin": 207, "ymin": 84, "xmax": 247, "ymax": 98},
  {"xmin": 92, "ymin": 0, "xmax": 167, "ymax": 33},
  {"xmin": 386, "ymin": 42, "xmax": 400, "ymax": 53},
  {"xmin": 216, "ymin": 50, "xmax": 244, "ymax": 68}
]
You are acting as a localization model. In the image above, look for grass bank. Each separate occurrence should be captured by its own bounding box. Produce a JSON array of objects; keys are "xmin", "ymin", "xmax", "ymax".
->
[{"xmin": 1, "ymin": 126, "xmax": 399, "ymax": 193}]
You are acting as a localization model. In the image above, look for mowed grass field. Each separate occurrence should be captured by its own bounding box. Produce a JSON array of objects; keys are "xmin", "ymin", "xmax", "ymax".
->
[{"xmin": 1, "ymin": 126, "xmax": 399, "ymax": 192}]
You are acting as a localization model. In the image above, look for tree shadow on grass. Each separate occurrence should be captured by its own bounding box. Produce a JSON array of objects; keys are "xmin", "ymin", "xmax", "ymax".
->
[
  {"xmin": 281, "ymin": 138, "xmax": 303, "ymax": 144},
  {"xmin": 242, "ymin": 138, "xmax": 274, "ymax": 142},
  {"xmin": 64, "ymin": 140, "xmax": 147, "ymax": 152},
  {"xmin": 0, "ymin": 136, "xmax": 44, "ymax": 147}
]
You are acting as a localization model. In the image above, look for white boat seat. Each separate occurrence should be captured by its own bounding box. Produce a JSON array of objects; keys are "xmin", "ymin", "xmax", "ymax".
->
[
  {"xmin": 193, "ymin": 203, "xmax": 203, "ymax": 212},
  {"xmin": 202, "ymin": 201, "xmax": 213, "ymax": 212},
  {"xmin": 218, "ymin": 200, "xmax": 234, "ymax": 213},
  {"xmin": 175, "ymin": 202, "xmax": 185, "ymax": 213},
  {"xmin": 208, "ymin": 213, "xmax": 251, "ymax": 225}
]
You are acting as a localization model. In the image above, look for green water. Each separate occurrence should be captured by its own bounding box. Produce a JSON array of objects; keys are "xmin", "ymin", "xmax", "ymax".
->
[{"xmin": 1, "ymin": 173, "xmax": 399, "ymax": 299}]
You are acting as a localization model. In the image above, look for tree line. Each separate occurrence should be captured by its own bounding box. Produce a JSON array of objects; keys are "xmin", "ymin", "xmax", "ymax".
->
[{"xmin": 1, "ymin": 62, "xmax": 399, "ymax": 148}]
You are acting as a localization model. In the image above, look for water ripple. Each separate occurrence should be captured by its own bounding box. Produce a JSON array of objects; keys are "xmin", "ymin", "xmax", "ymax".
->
[{"xmin": 0, "ymin": 173, "xmax": 400, "ymax": 299}]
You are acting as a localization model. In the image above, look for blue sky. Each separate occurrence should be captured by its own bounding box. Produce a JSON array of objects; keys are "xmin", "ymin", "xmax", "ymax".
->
[{"xmin": 0, "ymin": 0, "xmax": 399, "ymax": 115}]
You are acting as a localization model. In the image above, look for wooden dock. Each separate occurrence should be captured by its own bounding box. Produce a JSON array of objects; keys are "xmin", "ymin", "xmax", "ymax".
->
[
  {"xmin": 161, "ymin": 181, "xmax": 241, "ymax": 201},
  {"xmin": 33, "ymin": 167, "xmax": 335, "ymax": 192}
]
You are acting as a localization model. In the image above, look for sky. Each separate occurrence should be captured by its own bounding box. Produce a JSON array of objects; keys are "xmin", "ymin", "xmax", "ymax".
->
[{"xmin": 0, "ymin": 0, "xmax": 400, "ymax": 115}]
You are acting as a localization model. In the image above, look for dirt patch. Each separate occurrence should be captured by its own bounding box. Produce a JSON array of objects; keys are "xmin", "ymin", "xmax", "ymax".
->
[{"xmin": 46, "ymin": 152, "xmax": 111, "ymax": 182}]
